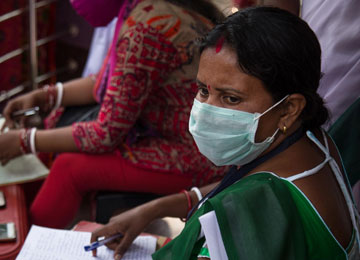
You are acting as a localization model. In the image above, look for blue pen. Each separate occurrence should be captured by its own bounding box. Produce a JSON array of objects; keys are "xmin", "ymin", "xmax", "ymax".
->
[{"xmin": 84, "ymin": 233, "xmax": 123, "ymax": 252}]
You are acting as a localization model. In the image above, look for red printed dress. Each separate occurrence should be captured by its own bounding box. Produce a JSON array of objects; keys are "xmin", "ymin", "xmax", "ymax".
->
[{"xmin": 72, "ymin": 0, "xmax": 227, "ymax": 186}]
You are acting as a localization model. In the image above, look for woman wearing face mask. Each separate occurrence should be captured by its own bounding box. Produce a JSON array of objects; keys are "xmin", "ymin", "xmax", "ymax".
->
[{"xmin": 90, "ymin": 7, "xmax": 360, "ymax": 259}]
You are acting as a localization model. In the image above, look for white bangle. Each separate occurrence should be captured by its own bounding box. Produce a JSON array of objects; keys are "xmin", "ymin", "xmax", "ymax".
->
[
  {"xmin": 29, "ymin": 128, "xmax": 37, "ymax": 154},
  {"xmin": 54, "ymin": 82, "xmax": 64, "ymax": 110},
  {"xmin": 191, "ymin": 187, "xmax": 202, "ymax": 202}
]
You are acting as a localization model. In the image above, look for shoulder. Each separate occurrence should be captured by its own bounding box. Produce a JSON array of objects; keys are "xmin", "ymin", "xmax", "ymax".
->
[{"xmin": 212, "ymin": 172, "xmax": 294, "ymax": 206}]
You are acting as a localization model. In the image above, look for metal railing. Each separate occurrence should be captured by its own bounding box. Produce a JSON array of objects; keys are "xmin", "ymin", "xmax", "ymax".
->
[
  {"xmin": 0, "ymin": 0, "xmax": 58, "ymax": 23},
  {"xmin": 0, "ymin": 0, "xmax": 77, "ymax": 103}
]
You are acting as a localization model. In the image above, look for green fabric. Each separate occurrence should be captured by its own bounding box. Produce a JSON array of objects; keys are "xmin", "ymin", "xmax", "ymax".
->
[
  {"xmin": 329, "ymin": 97, "xmax": 360, "ymax": 186},
  {"xmin": 282, "ymin": 179, "xmax": 347, "ymax": 258},
  {"xmin": 198, "ymin": 246, "xmax": 210, "ymax": 258},
  {"xmin": 152, "ymin": 172, "xmax": 347, "ymax": 260}
]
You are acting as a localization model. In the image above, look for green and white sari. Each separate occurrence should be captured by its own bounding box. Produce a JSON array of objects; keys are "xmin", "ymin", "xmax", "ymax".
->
[{"xmin": 153, "ymin": 131, "xmax": 360, "ymax": 260}]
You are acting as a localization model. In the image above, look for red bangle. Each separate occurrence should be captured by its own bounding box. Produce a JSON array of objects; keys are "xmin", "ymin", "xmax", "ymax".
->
[
  {"xmin": 180, "ymin": 190, "xmax": 192, "ymax": 222},
  {"xmin": 19, "ymin": 129, "xmax": 31, "ymax": 154},
  {"xmin": 43, "ymin": 84, "xmax": 57, "ymax": 112}
]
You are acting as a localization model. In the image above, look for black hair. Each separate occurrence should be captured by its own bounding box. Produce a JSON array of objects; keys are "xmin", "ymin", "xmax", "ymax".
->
[
  {"xmin": 166, "ymin": 0, "xmax": 225, "ymax": 24},
  {"xmin": 200, "ymin": 7, "xmax": 329, "ymax": 129}
]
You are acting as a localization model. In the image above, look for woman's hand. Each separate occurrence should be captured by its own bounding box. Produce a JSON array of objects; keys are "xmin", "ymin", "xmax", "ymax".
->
[
  {"xmin": 2, "ymin": 90, "xmax": 45, "ymax": 129},
  {"xmin": 90, "ymin": 203, "xmax": 157, "ymax": 260},
  {"xmin": 0, "ymin": 130, "xmax": 23, "ymax": 165},
  {"xmin": 89, "ymin": 184, "xmax": 215, "ymax": 259}
]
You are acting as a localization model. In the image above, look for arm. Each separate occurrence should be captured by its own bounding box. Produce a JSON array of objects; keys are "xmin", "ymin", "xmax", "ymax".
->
[
  {"xmin": 35, "ymin": 126, "xmax": 78, "ymax": 153},
  {"xmin": 0, "ymin": 126, "xmax": 78, "ymax": 165},
  {"xmin": 60, "ymin": 76, "xmax": 96, "ymax": 107},
  {"xmin": 90, "ymin": 182, "xmax": 219, "ymax": 258},
  {"xmin": 2, "ymin": 76, "xmax": 95, "ymax": 129},
  {"xmin": 0, "ymin": 77, "xmax": 95, "ymax": 164}
]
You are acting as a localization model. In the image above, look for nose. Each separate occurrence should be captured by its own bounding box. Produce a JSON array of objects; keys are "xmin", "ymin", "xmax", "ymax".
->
[{"xmin": 204, "ymin": 95, "xmax": 221, "ymax": 107}]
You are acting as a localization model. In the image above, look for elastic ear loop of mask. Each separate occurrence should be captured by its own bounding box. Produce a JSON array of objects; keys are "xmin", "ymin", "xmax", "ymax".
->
[{"xmin": 254, "ymin": 94, "xmax": 290, "ymax": 121}]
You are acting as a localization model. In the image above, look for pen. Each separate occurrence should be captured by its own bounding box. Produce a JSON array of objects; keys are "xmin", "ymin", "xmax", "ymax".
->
[
  {"xmin": 11, "ymin": 107, "xmax": 39, "ymax": 118},
  {"xmin": 84, "ymin": 233, "xmax": 123, "ymax": 252}
]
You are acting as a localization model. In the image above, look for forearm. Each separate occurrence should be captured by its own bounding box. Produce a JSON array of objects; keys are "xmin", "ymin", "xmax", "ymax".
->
[
  {"xmin": 61, "ymin": 76, "xmax": 97, "ymax": 107},
  {"xmin": 147, "ymin": 182, "xmax": 220, "ymax": 220},
  {"xmin": 35, "ymin": 126, "xmax": 79, "ymax": 153}
]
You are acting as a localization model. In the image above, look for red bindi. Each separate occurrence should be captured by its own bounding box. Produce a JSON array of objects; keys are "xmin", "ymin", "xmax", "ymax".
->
[
  {"xmin": 215, "ymin": 37, "xmax": 225, "ymax": 53},
  {"xmin": 207, "ymin": 85, "xmax": 211, "ymax": 90}
]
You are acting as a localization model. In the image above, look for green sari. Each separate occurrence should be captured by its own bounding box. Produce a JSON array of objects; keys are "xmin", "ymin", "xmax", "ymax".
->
[{"xmin": 153, "ymin": 172, "xmax": 355, "ymax": 260}]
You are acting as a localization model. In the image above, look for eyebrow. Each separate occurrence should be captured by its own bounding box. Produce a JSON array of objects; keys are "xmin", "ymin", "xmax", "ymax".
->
[
  {"xmin": 196, "ymin": 79, "xmax": 207, "ymax": 87},
  {"xmin": 196, "ymin": 79, "xmax": 246, "ymax": 95}
]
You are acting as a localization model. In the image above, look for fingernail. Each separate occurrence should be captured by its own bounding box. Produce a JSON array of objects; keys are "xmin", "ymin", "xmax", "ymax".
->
[{"xmin": 115, "ymin": 255, "xmax": 121, "ymax": 260}]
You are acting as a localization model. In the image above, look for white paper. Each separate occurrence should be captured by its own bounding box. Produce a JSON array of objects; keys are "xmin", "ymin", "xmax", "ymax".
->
[
  {"xmin": 199, "ymin": 210, "xmax": 228, "ymax": 260},
  {"xmin": 0, "ymin": 154, "xmax": 49, "ymax": 186},
  {"xmin": 16, "ymin": 225, "xmax": 157, "ymax": 260},
  {"xmin": 0, "ymin": 118, "xmax": 49, "ymax": 186}
]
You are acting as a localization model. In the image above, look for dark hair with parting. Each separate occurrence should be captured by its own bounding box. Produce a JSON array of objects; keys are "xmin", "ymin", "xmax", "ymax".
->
[
  {"xmin": 166, "ymin": 0, "xmax": 225, "ymax": 24},
  {"xmin": 200, "ymin": 6, "xmax": 329, "ymax": 129}
]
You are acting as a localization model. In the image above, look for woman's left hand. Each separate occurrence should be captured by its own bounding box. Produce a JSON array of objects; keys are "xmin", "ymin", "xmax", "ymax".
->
[{"xmin": 0, "ymin": 130, "xmax": 23, "ymax": 165}]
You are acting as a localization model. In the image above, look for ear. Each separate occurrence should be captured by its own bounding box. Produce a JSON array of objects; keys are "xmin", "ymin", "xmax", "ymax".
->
[{"xmin": 277, "ymin": 93, "xmax": 306, "ymax": 131}]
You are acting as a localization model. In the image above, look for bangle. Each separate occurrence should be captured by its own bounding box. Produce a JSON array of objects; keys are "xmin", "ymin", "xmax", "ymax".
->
[
  {"xmin": 43, "ymin": 84, "xmax": 57, "ymax": 112},
  {"xmin": 19, "ymin": 129, "xmax": 31, "ymax": 154},
  {"xmin": 19, "ymin": 129, "xmax": 28, "ymax": 154},
  {"xmin": 54, "ymin": 82, "xmax": 64, "ymax": 110},
  {"xmin": 191, "ymin": 187, "xmax": 202, "ymax": 203},
  {"xmin": 29, "ymin": 128, "xmax": 37, "ymax": 154},
  {"xmin": 180, "ymin": 190, "xmax": 192, "ymax": 222}
]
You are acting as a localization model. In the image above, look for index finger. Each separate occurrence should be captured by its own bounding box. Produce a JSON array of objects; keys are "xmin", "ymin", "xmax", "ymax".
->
[
  {"xmin": 90, "ymin": 231, "xmax": 100, "ymax": 256},
  {"xmin": 90, "ymin": 226, "xmax": 113, "ymax": 257}
]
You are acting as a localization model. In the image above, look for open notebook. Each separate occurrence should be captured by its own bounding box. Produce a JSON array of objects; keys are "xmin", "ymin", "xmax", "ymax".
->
[
  {"xmin": 16, "ymin": 225, "xmax": 157, "ymax": 260},
  {"xmin": 0, "ymin": 118, "xmax": 49, "ymax": 186}
]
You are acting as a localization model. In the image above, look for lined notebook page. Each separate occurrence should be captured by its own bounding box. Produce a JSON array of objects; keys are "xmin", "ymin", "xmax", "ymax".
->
[{"xmin": 16, "ymin": 225, "xmax": 156, "ymax": 260}]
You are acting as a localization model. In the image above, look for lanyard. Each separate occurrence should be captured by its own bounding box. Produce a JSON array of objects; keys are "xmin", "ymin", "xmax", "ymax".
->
[{"xmin": 187, "ymin": 126, "xmax": 305, "ymax": 220}]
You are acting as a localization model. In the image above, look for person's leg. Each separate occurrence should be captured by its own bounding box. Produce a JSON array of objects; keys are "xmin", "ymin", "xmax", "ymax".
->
[{"xmin": 29, "ymin": 152, "xmax": 192, "ymax": 228}]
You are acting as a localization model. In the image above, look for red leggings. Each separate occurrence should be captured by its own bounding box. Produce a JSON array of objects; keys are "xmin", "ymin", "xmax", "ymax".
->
[{"xmin": 29, "ymin": 153, "xmax": 193, "ymax": 228}]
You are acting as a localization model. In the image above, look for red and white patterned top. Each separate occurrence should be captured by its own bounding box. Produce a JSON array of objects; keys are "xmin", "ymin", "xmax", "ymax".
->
[{"xmin": 72, "ymin": 0, "xmax": 227, "ymax": 186}]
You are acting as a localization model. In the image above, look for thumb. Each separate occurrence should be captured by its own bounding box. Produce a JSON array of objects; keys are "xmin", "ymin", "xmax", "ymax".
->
[
  {"xmin": 1, "ymin": 122, "xmax": 10, "ymax": 132},
  {"xmin": 3, "ymin": 116, "xmax": 15, "ymax": 130}
]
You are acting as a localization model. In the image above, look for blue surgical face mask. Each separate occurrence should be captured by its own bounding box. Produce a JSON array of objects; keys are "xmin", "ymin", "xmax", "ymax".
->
[{"xmin": 189, "ymin": 95, "xmax": 289, "ymax": 166}]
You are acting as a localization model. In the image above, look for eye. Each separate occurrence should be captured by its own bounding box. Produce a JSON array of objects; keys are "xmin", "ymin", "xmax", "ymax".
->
[
  {"xmin": 223, "ymin": 96, "xmax": 241, "ymax": 105},
  {"xmin": 197, "ymin": 87, "xmax": 209, "ymax": 98}
]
